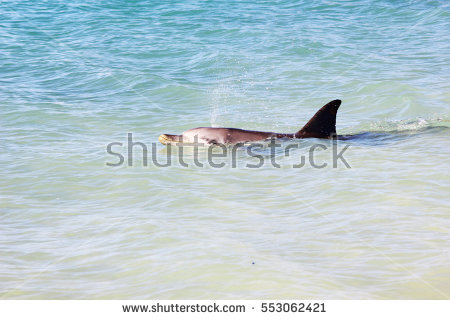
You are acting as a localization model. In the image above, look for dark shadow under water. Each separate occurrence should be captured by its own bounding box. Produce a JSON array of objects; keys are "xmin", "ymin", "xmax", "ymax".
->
[{"xmin": 337, "ymin": 126, "xmax": 450, "ymax": 146}]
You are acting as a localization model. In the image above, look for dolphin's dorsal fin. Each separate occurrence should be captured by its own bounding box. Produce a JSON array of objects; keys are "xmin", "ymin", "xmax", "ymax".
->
[{"xmin": 295, "ymin": 99, "xmax": 341, "ymax": 138}]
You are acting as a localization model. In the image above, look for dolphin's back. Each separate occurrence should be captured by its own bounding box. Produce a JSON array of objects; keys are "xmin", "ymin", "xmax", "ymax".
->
[
  {"xmin": 159, "ymin": 100, "xmax": 342, "ymax": 145},
  {"xmin": 183, "ymin": 127, "xmax": 274, "ymax": 144}
]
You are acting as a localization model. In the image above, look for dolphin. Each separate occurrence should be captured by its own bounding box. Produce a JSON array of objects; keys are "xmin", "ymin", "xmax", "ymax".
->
[{"xmin": 158, "ymin": 99, "xmax": 342, "ymax": 145}]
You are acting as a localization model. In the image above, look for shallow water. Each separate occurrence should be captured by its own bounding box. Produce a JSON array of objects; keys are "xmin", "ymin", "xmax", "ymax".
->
[{"xmin": 1, "ymin": 0, "xmax": 449, "ymax": 299}]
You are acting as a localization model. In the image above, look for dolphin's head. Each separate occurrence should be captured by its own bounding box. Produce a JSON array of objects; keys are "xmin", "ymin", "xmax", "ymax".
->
[{"xmin": 158, "ymin": 134, "xmax": 182, "ymax": 145}]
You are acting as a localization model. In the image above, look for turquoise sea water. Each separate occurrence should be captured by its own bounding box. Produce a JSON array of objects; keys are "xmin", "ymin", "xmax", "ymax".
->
[{"xmin": 1, "ymin": 0, "xmax": 449, "ymax": 299}]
